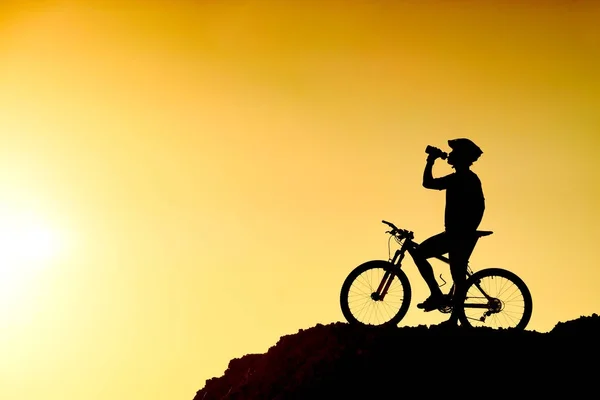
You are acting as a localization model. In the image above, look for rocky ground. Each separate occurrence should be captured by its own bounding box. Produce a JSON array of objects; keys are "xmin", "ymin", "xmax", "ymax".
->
[{"xmin": 193, "ymin": 314, "xmax": 600, "ymax": 399}]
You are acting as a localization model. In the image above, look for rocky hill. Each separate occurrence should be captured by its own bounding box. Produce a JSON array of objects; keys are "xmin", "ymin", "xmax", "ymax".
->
[{"xmin": 193, "ymin": 314, "xmax": 599, "ymax": 399}]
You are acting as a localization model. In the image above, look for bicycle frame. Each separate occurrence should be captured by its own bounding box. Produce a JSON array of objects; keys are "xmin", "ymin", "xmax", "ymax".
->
[
  {"xmin": 391, "ymin": 237, "xmax": 473, "ymax": 278},
  {"xmin": 378, "ymin": 237, "xmax": 465, "ymax": 300},
  {"xmin": 379, "ymin": 226, "xmax": 495, "ymax": 310}
]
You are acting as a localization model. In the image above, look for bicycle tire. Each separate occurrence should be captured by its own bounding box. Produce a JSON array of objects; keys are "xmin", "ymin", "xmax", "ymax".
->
[
  {"xmin": 456, "ymin": 268, "xmax": 533, "ymax": 330},
  {"xmin": 340, "ymin": 260, "xmax": 412, "ymax": 327}
]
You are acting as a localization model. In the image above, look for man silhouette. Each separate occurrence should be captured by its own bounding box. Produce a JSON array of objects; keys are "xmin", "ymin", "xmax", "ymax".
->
[{"xmin": 407, "ymin": 138, "xmax": 485, "ymax": 326}]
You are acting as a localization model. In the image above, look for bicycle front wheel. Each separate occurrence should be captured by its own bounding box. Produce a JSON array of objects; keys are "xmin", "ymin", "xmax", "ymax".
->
[
  {"xmin": 340, "ymin": 260, "xmax": 411, "ymax": 327},
  {"xmin": 457, "ymin": 268, "xmax": 533, "ymax": 330}
]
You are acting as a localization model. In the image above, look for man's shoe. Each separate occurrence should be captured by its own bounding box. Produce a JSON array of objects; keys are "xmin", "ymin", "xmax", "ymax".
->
[{"xmin": 417, "ymin": 294, "xmax": 445, "ymax": 312}]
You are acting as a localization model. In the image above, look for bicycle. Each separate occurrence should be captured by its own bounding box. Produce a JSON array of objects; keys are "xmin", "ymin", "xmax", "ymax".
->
[{"xmin": 340, "ymin": 220, "xmax": 533, "ymax": 330}]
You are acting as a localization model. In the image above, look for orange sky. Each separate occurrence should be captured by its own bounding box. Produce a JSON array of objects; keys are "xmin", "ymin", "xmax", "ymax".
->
[{"xmin": 0, "ymin": 1, "xmax": 599, "ymax": 399}]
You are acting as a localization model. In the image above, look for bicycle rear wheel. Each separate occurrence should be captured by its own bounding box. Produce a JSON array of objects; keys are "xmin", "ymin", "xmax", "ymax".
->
[
  {"xmin": 340, "ymin": 260, "xmax": 411, "ymax": 327},
  {"xmin": 456, "ymin": 268, "xmax": 533, "ymax": 330}
]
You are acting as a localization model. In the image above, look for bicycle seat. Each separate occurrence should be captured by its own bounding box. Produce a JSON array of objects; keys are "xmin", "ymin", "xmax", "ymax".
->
[{"xmin": 475, "ymin": 230, "xmax": 493, "ymax": 237}]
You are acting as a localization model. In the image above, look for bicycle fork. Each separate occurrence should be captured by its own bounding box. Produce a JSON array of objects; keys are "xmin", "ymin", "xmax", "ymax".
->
[
  {"xmin": 373, "ymin": 271, "xmax": 395, "ymax": 301},
  {"xmin": 373, "ymin": 248, "xmax": 406, "ymax": 301}
]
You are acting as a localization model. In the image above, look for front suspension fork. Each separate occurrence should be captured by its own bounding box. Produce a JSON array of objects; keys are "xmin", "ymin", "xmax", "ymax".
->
[{"xmin": 374, "ymin": 248, "xmax": 406, "ymax": 301}]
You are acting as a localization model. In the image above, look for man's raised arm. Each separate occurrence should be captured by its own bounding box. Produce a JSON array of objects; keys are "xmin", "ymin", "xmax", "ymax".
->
[{"xmin": 422, "ymin": 156, "xmax": 449, "ymax": 190}]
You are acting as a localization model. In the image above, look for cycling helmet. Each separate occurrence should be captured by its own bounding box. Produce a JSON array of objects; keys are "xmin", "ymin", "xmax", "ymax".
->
[{"xmin": 448, "ymin": 138, "xmax": 483, "ymax": 163}]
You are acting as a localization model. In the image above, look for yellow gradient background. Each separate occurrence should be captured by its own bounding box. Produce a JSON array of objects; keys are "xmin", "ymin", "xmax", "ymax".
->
[{"xmin": 1, "ymin": 1, "xmax": 599, "ymax": 399}]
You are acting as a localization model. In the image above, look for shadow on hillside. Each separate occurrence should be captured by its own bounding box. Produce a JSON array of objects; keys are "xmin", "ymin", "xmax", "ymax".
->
[{"xmin": 194, "ymin": 314, "xmax": 599, "ymax": 399}]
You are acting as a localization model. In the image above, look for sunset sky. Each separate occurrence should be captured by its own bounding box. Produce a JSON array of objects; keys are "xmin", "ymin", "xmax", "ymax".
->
[{"xmin": 0, "ymin": 1, "xmax": 599, "ymax": 399}]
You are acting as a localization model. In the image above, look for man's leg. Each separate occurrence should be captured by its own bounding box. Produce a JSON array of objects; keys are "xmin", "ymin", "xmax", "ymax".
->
[
  {"xmin": 446, "ymin": 233, "xmax": 477, "ymax": 324},
  {"xmin": 407, "ymin": 232, "xmax": 448, "ymax": 310}
]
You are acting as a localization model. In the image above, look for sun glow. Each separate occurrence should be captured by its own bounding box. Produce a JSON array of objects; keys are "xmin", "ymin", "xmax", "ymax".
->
[
  {"xmin": 0, "ymin": 213, "xmax": 63, "ymax": 265},
  {"xmin": 0, "ymin": 210, "xmax": 65, "ymax": 302}
]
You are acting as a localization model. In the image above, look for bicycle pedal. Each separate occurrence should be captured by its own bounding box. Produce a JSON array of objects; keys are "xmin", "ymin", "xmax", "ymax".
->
[{"xmin": 438, "ymin": 305, "xmax": 453, "ymax": 313}]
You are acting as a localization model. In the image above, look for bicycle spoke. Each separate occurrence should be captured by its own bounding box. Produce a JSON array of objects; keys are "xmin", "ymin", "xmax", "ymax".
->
[
  {"xmin": 458, "ymin": 268, "xmax": 532, "ymax": 330},
  {"xmin": 341, "ymin": 261, "xmax": 411, "ymax": 326}
]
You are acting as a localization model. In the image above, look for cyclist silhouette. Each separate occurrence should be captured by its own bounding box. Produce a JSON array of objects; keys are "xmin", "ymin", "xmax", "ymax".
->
[{"xmin": 407, "ymin": 138, "xmax": 485, "ymax": 326}]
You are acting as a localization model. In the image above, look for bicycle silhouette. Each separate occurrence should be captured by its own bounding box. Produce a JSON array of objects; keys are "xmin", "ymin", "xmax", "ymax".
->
[{"xmin": 340, "ymin": 220, "xmax": 533, "ymax": 330}]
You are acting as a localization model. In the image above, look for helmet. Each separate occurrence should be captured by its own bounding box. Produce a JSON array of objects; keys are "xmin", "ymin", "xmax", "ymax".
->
[{"xmin": 448, "ymin": 138, "xmax": 483, "ymax": 163}]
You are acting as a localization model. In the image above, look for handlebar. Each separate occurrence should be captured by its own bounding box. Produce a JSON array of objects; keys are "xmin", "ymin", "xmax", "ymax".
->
[
  {"xmin": 381, "ymin": 220, "xmax": 414, "ymax": 240},
  {"xmin": 381, "ymin": 219, "xmax": 399, "ymax": 231}
]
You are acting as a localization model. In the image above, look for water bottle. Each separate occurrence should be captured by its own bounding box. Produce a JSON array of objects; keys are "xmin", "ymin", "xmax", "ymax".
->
[{"xmin": 425, "ymin": 145, "xmax": 448, "ymax": 160}]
